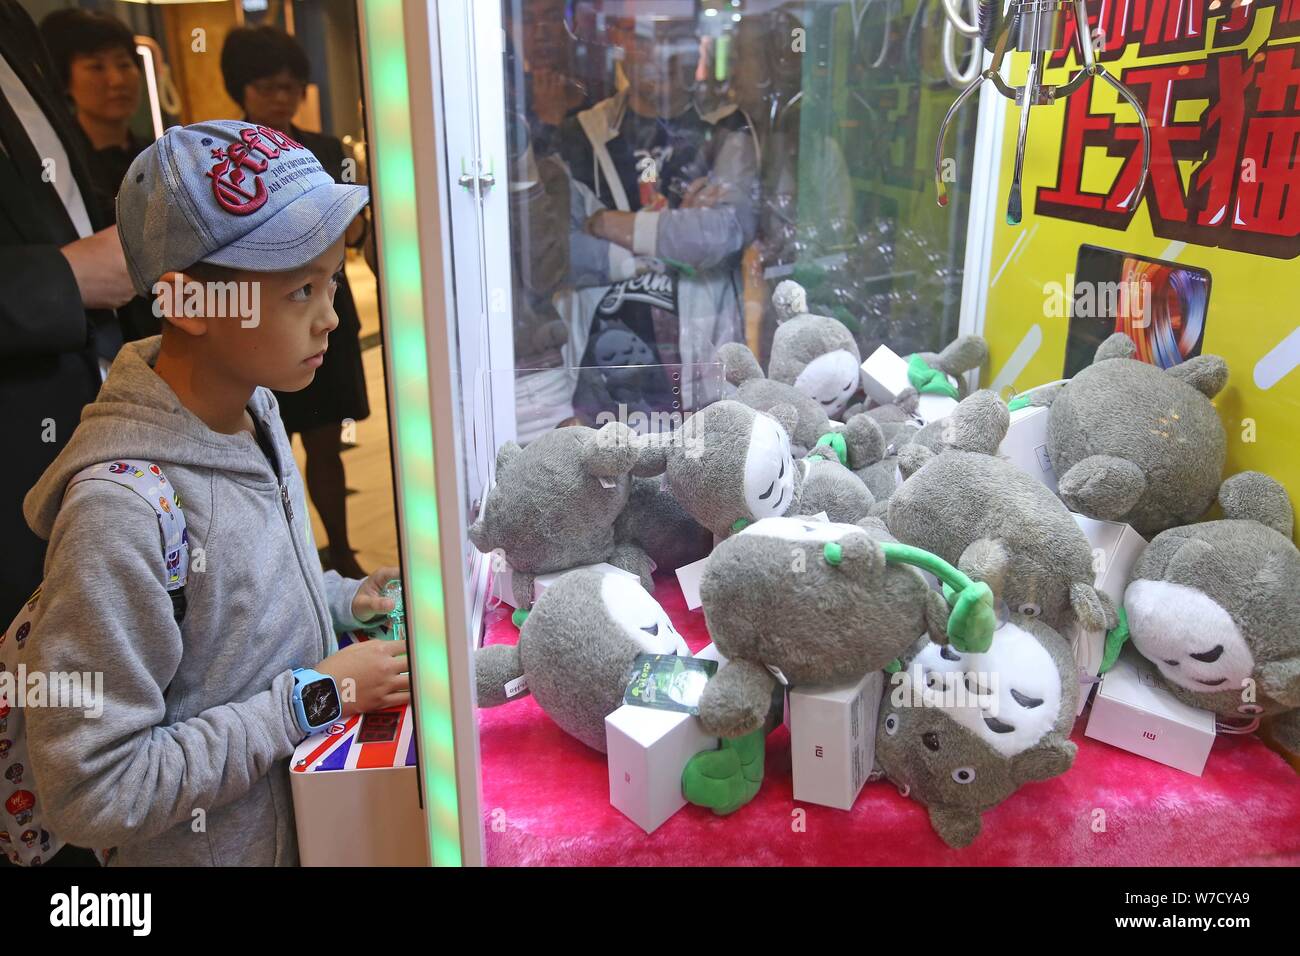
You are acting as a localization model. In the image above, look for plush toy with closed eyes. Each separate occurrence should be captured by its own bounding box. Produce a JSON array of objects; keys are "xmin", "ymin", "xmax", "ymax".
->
[
  {"xmin": 717, "ymin": 342, "xmax": 839, "ymax": 458},
  {"xmin": 475, "ymin": 568, "xmax": 689, "ymax": 752},
  {"xmin": 1124, "ymin": 471, "xmax": 1300, "ymax": 756},
  {"xmin": 875, "ymin": 613, "xmax": 1079, "ymax": 848},
  {"xmin": 765, "ymin": 280, "xmax": 863, "ymax": 421},
  {"xmin": 631, "ymin": 400, "xmax": 880, "ymax": 539}
]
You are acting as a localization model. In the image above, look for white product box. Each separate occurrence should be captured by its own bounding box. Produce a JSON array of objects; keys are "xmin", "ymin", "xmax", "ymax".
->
[
  {"xmin": 290, "ymin": 704, "xmax": 428, "ymax": 866},
  {"xmin": 676, "ymin": 556, "xmax": 708, "ymax": 611},
  {"xmin": 787, "ymin": 670, "xmax": 884, "ymax": 810},
  {"xmin": 1084, "ymin": 648, "xmax": 1216, "ymax": 776},
  {"xmin": 861, "ymin": 344, "xmax": 961, "ymax": 421},
  {"xmin": 860, "ymin": 345, "xmax": 913, "ymax": 406},
  {"xmin": 1069, "ymin": 514, "xmax": 1148, "ymax": 714},
  {"xmin": 490, "ymin": 561, "xmax": 640, "ymax": 608},
  {"xmin": 998, "ymin": 404, "xmax": 1058, "ymax": 493},
  {"xmin": 605, "ymin": 642, "xmax": 727, "ymax": 834},
  {"xmin": 915, "ymin": 393, "xmax": 958, "ymax": 424}
]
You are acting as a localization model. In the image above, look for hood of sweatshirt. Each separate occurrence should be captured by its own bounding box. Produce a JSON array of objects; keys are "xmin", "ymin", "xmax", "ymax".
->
[{"xmin": 25, "ymin": 336, "xmax": 281, "ymax": 538}]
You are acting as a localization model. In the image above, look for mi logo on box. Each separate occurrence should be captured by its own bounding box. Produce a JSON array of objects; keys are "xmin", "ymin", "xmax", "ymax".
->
[
  {"xmin": 1142, "ymin": 730, "xmax": 1157, "ymax": 741},
  {"xmin": 815, "ymin": 745, "xmax": 824, "ymax": 758},
  {"xmin": 624, "ymin": 772, "xmax": 631, "ymax": 783},
  {"xmin": 1034, "ymin": 444, "xmax": 1053, "ymax": 474}
]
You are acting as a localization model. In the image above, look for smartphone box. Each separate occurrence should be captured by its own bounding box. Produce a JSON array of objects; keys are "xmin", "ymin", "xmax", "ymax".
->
[
  {"xmin": 915, "ymin": 393, "xmax": 958, "ymax": 424},
  {"xmin": 605, "ymin": 642, "xmax": 729, "ymax": 834},
  {"xmin": 1084, "ymin": 649, "xmax": 1216, "ymax": 776},
  {"xmin": 676, "ymin": 556, "xmax": 709, "ymax": 611},
  {"xmin": 787, "ymin": 670, "xmax": 883, "ymax": 811},
  {"xmin": 1068, "ymin": 515, "xmax": 1148, "ymax": 715},
  {"xmin": 998, "ymin": 404, "xmax": 1058, "ymax": 494},
  {"xmin": 290, "ymin": 705, "xmax": 428, "ymax": 865},
  {"xmin": 491, "ymin": 561, "xmax": 640, "ymax": 608},
  {"xmin": 860, "ymin": 345, "xmax": 913, "ymax": 406}
]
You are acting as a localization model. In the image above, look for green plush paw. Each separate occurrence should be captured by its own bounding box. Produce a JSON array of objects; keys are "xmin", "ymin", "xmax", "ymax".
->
[
  {"xmin": 944, "ymin": 581, "xmax": 996, "ymax": 653},
  {"xmin": 814, "ymin": 431, "xmax": 848, "ymax": 466},
  {"xmin": 682, "ymin": 729, "xmax": 766, "ymax": 816},
  {"xmin": 1099, "ymin": 606, "xmax": 1130, "ymax": 675},
  {"xmin": 511, "ymin": 607, "xmax": 529, "ymax": 629},
  {"xmin": 907, "ymin": 354, "xmax": 959, "ymax": 398}
]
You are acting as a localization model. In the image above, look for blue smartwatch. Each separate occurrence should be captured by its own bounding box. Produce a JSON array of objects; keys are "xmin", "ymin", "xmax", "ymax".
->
[{"xmin": 291, "ymin": 668, "xmax": 342, "ymax": 736}]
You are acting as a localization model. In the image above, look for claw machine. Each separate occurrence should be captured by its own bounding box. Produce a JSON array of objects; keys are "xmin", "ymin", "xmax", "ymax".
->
[{"xmin": 359, "ymin": 0, "xmax": 1300, "ymax": 867}]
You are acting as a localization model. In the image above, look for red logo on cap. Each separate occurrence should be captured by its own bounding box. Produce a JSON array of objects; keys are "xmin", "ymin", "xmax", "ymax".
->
[{"xmin": 206, "ymin": 126, "xmax": 307, "ymax": 216}]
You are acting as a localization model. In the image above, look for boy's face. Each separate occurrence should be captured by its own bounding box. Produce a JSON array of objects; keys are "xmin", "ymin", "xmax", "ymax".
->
[{"xmin": 168, "ymin": 236, "xmax": 345, "ymax": 393}]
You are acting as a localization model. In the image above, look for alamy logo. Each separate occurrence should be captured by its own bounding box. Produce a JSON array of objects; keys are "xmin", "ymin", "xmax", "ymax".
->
[
  {"xmin": 597, "ymin": 272, "xmax": 676, "ymax": 315},
  {"xmin": 0, "ymin": 665, "xmax": 103, "ymax": 718},
  {"xmin": 152, "ymin": 275, "xmax": 261, "ymax": 329},
  {"xmin": 49, "ymin": 886, "xmax": 151, "ymax": 936}
]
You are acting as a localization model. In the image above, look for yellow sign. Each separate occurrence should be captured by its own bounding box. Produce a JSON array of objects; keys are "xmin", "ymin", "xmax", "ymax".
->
[{"xmin": 982, "ymin": 2, "xmax": 1300, "ymax": 541}]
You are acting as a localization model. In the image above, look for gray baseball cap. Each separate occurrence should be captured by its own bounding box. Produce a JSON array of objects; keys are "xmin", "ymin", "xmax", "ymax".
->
[{"xmin": 117, "ymin": 120, "xmax": 370, "ymax": 295}]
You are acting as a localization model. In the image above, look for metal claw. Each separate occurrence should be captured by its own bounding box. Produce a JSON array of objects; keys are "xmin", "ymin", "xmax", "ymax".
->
[
  {"xmin": 933, "ymin": 0, "xmax": 1154, "ymax": 225},
  {"xmin": 934, "ymin": 71, "xmax": 988, "ymax": 206}
]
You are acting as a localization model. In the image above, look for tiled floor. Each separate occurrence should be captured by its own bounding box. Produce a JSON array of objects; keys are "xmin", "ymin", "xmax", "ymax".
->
[{"xmin": 290, "ymin": 251, "xmax": 401, "ymax": 576}]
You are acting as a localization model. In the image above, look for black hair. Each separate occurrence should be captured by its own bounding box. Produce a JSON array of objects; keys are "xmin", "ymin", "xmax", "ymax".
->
[
  {"xmin": 39, "ymin": 9, "xmax": 138, "ymax": 89},
  {"xmin": 220, "ymin": 26, "xmax": 311, "ymax": 108}
]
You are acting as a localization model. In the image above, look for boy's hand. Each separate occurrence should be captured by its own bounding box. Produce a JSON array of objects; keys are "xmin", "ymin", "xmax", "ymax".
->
[
  {"xmin": 351, "ymin": 566, "xmax": 401, "ymax": 623},
  {"xmin": 317, "ymin": 641, "xmax": 410, "ymax": 717}
]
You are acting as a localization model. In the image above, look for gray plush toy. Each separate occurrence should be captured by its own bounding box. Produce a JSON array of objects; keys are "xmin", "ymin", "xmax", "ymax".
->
[
  {"xmin": 1124, "ymin": 471, "xmax": 1300, "ymax": 755},
  {"xmin": 887, "ymin": 390, "xmax": 1118, "ymax": 636},
  {"xmin": 717, "ymin": 341, "xmax": 838, "ymax": 457},
  {"xmin": 469, "ymin": 423, "xmax": 653, "ymax": 609},
  {"xmin": 694, "ymin": 516, "xmax": 996, "ymax": 738},
  {"xmin": 765, "ymin": 280, "xmax": 862, "ymax": 420},
  {"xmin": 632, "ymin": 400, "xmax": 879, "ymax": 539},
  {"xmin": 474, "ymin": 568, "xmax": 689, "ymax": 751},
  {"xmin": 1037, "ymin": 333, "xmax": 1228, "ymax": 538},
  {"xmin": 875, "ymin": 614, "xmax": 1079, "ymax": 848},
  {"xmin": 614, "ymin": 475, "xmax": 714, "ymax": 574}
]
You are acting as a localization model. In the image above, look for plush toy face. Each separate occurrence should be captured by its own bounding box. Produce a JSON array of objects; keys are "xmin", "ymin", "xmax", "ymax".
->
[
  {"xmin": 742, "ymin": 414, "xmax": 798, "ymax": 520},
  {"xmin": 736, "ymin": 378, "xmax": 831, "ymax": 453},
  {"xmin": 793, "ymin": 349, "xmax": 860, "ymax": 418},
  {"xmin": 511, "ymin": 569, "xmax": 687, "ymax": 751},
  {"xmin": 1125, "ymin": 517, "xmax": 1300, "ymax": 718},
  {"xmin": 601, "ymin": 572, "xmax": 690, "ymax": 657},
  {"xmin": 593, "ymin": 326, "xmax": 655, "ymax": 367},
  {"xmin": 701, "ymin": 517, "xmax": 930, "ymax": 686},
  {"xmin": 643, "ymin": 401, "xmax": 802, "ymax": 538},
  {"xmin": 876, "ymin": 616, "xmax": 1078, "ymax": 847}
]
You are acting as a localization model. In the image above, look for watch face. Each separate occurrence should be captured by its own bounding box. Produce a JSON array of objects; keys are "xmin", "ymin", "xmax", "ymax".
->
[{"xmin": 302, "ymin": 679, "xmax": 341, "ymax": 727}]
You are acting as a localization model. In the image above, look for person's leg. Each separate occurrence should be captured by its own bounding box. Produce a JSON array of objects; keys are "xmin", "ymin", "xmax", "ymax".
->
[{"xmin": 299, "ymin": 423, "xmax": 366, "ymax": 579}]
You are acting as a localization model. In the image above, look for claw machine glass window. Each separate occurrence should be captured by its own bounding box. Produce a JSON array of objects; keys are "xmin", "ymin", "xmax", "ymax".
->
[
  {"xmin": 366, "ymin": 0, "xmax": 1300, "ymax": 869},
  {"xmin": 367, "ymin": 0, "xmax": 988, "ymax": 866}
]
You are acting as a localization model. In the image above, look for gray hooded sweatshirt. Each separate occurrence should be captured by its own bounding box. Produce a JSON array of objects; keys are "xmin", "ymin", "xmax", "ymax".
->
[{"xmin": 22, "ymin": 336, "xmax": 369, "ymax": 866}]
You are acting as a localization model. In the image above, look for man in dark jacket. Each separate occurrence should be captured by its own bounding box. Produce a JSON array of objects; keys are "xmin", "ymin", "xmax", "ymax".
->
[{"xmin": 0, "ymin": 0, "xmax": 133, "ymax": 617}]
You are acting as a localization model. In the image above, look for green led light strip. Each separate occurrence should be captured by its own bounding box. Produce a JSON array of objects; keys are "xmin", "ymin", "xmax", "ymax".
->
[{"xmin": 360, "ymin": 0, "xmax": 462, "ymax": 867}]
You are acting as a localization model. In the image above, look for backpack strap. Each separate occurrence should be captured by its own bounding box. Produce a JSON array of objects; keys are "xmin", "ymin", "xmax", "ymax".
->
[{"xmin": 67, "ymin": 460, "xmax": 189, "ymax": 623}]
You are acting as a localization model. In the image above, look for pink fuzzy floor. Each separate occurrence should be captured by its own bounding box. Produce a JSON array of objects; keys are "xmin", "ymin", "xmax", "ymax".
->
[{"xmin": 478, "ymin": 574, "xmax": 1300, "ymax": 866}]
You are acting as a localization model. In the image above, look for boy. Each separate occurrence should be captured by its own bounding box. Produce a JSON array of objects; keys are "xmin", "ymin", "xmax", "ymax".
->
[{"xmin": 21, "ymin": 121, "xmax": 409, "ymax": 866}]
